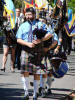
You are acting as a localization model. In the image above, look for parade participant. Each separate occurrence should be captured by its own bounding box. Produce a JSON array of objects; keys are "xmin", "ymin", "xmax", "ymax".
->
[
  {"xmin": 41, "ymin": 16, "xmax": 61, "ymax": 95},
  {"xmin": 44, "ymin": 33, "xmax": 60, "ymax": 95},
  {"xmin": 47, "ymin": 7, "xmax": 62, "ymax": 53},
  {"xmin": 15, "ymin": 8, "xmax": 23, "ymax": 70},
  {"xmin": 43, "ymin": 31, "xmax": 59, "ymax": 96},
  {"xmin": 1, "ymin": 14, "xmax": 16, "ymax": 72},
  {"xmin": 38, "ymin": 16, "xmax": 59, "ymax": 97},
  {"xmin": 16, "ymin": 7, "xmax": 52, "ymax": 100}
]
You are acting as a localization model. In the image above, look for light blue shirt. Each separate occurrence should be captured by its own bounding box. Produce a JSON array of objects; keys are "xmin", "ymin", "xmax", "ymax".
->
[
  {"xmin": 48, "ymin": 25, "xmax": 61, "ymax": 45},
  {"xmin": 53, "ymin": 32, "xmax": 61, "ymax": 45},
  {"xmin": 16, "ymin": 20, "xmax": 51, "ymax": 42}
]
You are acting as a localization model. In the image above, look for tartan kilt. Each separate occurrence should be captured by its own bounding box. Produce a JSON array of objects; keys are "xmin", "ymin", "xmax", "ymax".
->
[{"xmin": 20, "ymin": 44, "xmax": 47, "ymax": 74}]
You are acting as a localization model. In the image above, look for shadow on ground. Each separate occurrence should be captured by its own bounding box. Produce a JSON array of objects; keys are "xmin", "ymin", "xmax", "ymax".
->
[
  {"xmin": 48, "ymin": 88, "xmax": 75, "ymax": 100},
  {"xmin": 0, "ymin": 88, "xmax": 24, "ymax": 100},
  {"xmin": 0, "ymin": 87, "xmax": 74, "ymax": 100}
]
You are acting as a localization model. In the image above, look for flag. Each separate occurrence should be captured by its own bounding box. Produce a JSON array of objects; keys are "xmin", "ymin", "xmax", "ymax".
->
[
  {"xmin": 67, "ymin": 9, "xmax": 73, "ymax": 28},
  {"xmin": 24, "ymin": 0, "xmax": 37, "ymax": 8},
  {"xmin": 4, "ymin": 0, "xmax": 16, "ymax": 29},
  {"xmin": 24, "ymin": 0, "xmax": 48, "ymax": 9},
  {"xmin": 64, "ymin": 9, "xmax": 75, "ymax": 37},
  {"xmin": 3, "ymin": 9, "xmax": 7, "ymax": 17},
  {"xmin": 35, "ymin": 0, "xmax": 48, "ymax": 10}
]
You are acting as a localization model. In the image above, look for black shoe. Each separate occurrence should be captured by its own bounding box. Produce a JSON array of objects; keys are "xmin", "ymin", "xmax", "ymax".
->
[
  {"xmin": 1, "ymin": 68, "xmax": 5, "ymax": 72},
  {"xmin": 46, "ymin": 89, "xmax": 52, "ymax": 95},
  {"xmin": 39, "ymin": 87, "xmax": 42, "ymax": 94},
  {"xmin": 41, "ymin": 88, "xmax": 46, "ymax": 98},
  {"xmin": 67, "ymin": 51, "xmax": 71, "ymax": 55},
  {"xmin": 30, "ymin": 82, "xmax": 33, "ymax": 87}
]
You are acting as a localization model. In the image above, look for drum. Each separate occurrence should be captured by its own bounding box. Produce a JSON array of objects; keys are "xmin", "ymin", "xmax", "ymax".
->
[{"xmin": 50, "ymin": 57, "xmax": 69, "ymax": 78}]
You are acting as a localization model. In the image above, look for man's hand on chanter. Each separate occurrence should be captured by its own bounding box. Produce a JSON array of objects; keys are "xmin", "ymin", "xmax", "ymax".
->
[
  {"xmin": 32, "ymin": 39, "xmax": 41, "ymax": 44},
  {"xmin": 27, "ymin": 42, "xmax": 35, "ymax": 48}
]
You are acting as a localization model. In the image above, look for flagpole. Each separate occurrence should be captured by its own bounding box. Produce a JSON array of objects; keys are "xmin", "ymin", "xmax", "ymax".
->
[{"xmin": 33, "ymin": 0, "xmax": 35, "ymax": 9}]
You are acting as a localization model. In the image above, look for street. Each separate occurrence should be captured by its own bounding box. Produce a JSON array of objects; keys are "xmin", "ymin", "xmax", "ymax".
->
[{"xmin": 0, "ymin": 51, "xmax": 75, "ymax": 100}]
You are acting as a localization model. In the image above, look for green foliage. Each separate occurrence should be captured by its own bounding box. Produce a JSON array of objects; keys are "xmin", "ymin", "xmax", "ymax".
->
[
  {"xmin": 47, "ymin": 0, "xmax": 55, "ymax": 7},
  {"xmin": 68, "ymin": 0, "xmax": 75, "ymax": 13},
  {"xmin": 14, "ymin": 0, "xmax": 22, "ymax": 8},
  {"xmin": 0, "ymin": 31, "xmax": 3, "ymax": 36}
]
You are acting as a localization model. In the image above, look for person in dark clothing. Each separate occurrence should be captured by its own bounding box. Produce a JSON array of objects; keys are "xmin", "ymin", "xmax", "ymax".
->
[
  {"xmin": 15, "ymin": 8, "xmax": 23, "ymax": 70},
  {"xmin": 1, "ymin": 14, "xmax": 16, "ymax": 72},
  {"xmin": 62, "ymin": 29, "xmax": 72, "ymax": 55}
]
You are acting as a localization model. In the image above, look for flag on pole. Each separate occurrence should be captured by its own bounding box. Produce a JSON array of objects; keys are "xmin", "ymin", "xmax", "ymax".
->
[
  {"xmin": 24, "ymin": 0, "xmax": 37, "ymax": 8},
  {"xmin": 24, "ymin": 0, "xmax": 48, "ymax": 9},
  {"xmin": 64, "ymin": 9, "xmax": 75, "ymax": 37},
  {"xmin": 4, "ymin": 0, "xmax": 16, "ymax": 29},
  {"xmin": 35, "ymin": 0, "xmax": 48, "ymax": 10},
  {"xmin": 67, "ymin": 9, "xmax": 73, "ymax": 29}
]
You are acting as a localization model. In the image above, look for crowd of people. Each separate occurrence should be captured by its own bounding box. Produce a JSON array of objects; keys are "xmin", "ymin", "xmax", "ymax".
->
[{"xmin": 0, "ymin": 6, "xmax": 72, "ymax": 100}]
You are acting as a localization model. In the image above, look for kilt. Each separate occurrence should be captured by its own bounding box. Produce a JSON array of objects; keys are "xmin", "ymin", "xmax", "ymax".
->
[
  {"xmin": 43, "ymin": 51, "xmax": 54, "ymax": 71},
  {"xmin": 21, "ymin": 43, "xmax": 47, "ymax": 74}
]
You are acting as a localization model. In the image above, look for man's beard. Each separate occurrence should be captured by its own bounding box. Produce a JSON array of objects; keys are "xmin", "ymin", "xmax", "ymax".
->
[{"xmin": 26, "ymin": 17, "xmax": 34, "ymax": 22}]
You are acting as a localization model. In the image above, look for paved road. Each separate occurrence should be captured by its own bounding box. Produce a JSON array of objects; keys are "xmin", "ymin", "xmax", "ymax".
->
[{"xmin": 0, "ymin": 51, "xmax": 75, "ymax": 100}]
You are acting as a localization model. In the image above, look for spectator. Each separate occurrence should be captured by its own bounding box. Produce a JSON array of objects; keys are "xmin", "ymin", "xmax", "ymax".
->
[
  {"xmin": 15, "ymin": 8, "xmax": 23, "ymax": 70},
  {"xmin": 0, "ymin": 14, "xmax": 16, "ymax": 72}
]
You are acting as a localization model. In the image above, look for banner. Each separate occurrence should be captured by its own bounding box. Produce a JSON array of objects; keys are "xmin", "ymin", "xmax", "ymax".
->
[
  {"xmin": 24, "ymin": 0, "xmax": 48, "ymax": 9},
  {"xmin": 35, "ymin": 0, "xmax": 48, "ymax": 10},
  {"xmin": 24, "ymin": 0, "xmax": 38, "ymax": 8},
  {"xmin": 64, "ymin": 9, "xmax": 75, "ymax": 37},
  {"xmin": 4, "ymin": 0, "xmax": 16, "ymax": 29}
]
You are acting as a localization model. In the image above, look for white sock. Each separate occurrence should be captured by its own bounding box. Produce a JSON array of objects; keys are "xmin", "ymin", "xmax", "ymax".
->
[
  {"xmin": 21, "ymin": 77, "xmax": 29, "ymax": 95},
  {"xmin": 40, "ymin": 75, "xmax": 43, "ymax": 88},
  {"xmin": 33, "ymin": 80, "xmax": 40, "ymax": 97},
  {"xmin": 42, "ymin": 77, "xmax": 47, "ymax": 89},
  {"xmin": 47, "ymin": 76, "xmax": 52, "ymax": 89}
]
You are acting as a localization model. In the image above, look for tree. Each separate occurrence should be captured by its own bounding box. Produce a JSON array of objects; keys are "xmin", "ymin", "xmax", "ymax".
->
[
  {"xmin": 13, "ymin": 0, "xmax": 22, "ymax": 8},
  {"xmin": 67, "ymin": 0, "xmax": 75, "ymax": 13},
  {"xmin": 47, "ymin": 0, "xmax": 55, "ymax": 6}
]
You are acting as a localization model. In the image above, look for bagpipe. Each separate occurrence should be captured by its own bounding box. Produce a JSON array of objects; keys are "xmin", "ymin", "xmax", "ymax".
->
[
  {"xmin": 33, "ymin": 27, "xmax": 53, "ymax": 48},
  {"xmin": 23, "ymin": 24, "xmax": 53, "ymax": 66},
  {"xmin": 23, "ymin": 19, "xmax": 53, "ymax": 54}
]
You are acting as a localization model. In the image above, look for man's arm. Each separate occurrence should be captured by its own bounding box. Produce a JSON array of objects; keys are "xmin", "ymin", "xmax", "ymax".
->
[
  {"xmin": 44, "ymin": 40, "xmax": 57, "ymax": 52},
  {"xmin": 42, "ymin": 33, "xmax": 53, "ymax": 42},
  {"xmin": 17, "ymin": 39, "xmax": 35, "ymax": 48}
]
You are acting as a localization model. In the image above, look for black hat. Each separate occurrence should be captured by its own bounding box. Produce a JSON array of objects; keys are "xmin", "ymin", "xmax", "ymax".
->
[{"xmin": 25, "ymin": 7, "xmax": 36, "ymax": 14}]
